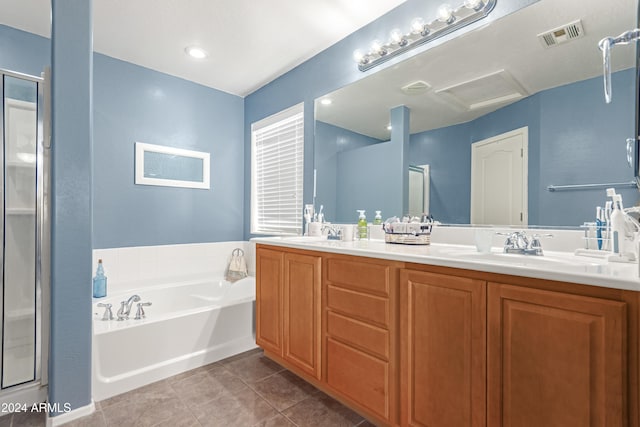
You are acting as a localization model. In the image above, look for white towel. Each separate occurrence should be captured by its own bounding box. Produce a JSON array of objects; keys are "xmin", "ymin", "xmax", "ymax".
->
[{"xmin": 225, "ymin": 248, "xmax": 248, "ymax": 282}]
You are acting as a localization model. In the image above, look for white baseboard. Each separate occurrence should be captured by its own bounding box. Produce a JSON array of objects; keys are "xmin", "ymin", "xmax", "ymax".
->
[{"xmin": 46, "ymin": 400, "xmax": 95, "ymax": 427}]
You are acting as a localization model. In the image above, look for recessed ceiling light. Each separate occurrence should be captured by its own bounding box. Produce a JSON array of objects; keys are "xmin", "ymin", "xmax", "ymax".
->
[
  {"xmin": 320, "ymin": 99, "xmax": 332, "ymax": 105},
  {"xmin": 185, "ymin": 46, "xmax": 208, "ymax": 59}
]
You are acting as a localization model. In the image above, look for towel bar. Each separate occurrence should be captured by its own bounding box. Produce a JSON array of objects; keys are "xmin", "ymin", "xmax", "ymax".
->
[{"xmin": 547, "ymin": 181, "xmax": 638, "ymax": 192}]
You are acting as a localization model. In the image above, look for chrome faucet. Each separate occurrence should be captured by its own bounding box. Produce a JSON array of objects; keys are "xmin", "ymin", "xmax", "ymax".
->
[
  {"xmin": 501, "ymin": 231, "xmax": 552, "ymax": 256},
  {"xmin": 116, "ymin": 294, "xmax": 141, "ymax": 321},
  {"xmin": 322, "ymin": 224, "xmax": 342, "ymax": 240}
]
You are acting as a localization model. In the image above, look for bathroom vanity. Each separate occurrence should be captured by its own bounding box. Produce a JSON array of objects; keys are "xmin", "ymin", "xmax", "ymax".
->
[{"xmin": 253, "ymin": 236, "xmax": 640, "ymax": 427}]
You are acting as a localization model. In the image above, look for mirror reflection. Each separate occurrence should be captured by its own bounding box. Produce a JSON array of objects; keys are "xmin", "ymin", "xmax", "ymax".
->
[{"xmin": 314, "ymin": 0, "xmax": 638, "ymax": 227}]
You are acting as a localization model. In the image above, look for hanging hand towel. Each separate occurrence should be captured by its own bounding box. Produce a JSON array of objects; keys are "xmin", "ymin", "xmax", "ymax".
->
[{"xmin": 225, "ymin": 248, "xmax": 248, "ymax": 282}]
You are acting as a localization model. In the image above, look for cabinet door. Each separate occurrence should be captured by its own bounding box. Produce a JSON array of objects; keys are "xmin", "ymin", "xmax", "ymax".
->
[
  {"xmin": 400, "ymin": 269, "xmax": 486, "ymax": 427},
  {"xmin": 488, "ymin": 283, "xmax": 627, "ymax": 427},
  {"xmin": 255, "ymin": 247, "xmax": 284, "ymax": 356},
  {"xmin": 283, "ymin": 252, "xmax": 322, "ymax": 379}
]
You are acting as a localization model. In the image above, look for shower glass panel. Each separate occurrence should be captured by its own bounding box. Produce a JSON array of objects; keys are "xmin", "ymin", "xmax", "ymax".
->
[{"xmin": 2, "ymin": 75, "xmax": 39, "ymax": 388}]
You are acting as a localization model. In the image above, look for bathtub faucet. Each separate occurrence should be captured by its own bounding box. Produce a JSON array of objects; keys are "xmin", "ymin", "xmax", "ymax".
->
[{"xmin": 117, "ymin": 294, "xmax": 141, "ymax": 321}]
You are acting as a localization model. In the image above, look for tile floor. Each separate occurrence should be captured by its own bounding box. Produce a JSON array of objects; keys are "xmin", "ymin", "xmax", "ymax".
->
[{"xmin": 0, "ymin": 349, "xmax": 376, "ymax": 427}]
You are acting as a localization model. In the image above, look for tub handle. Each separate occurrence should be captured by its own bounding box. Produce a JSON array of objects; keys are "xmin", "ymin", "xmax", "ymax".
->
[
  {"xmin": 97, "ymin": 303, "xmax": 114, "ymax": 321},
  {"xmin": 135, "ymin": 302, "xmax": 152, "ymax": 320}
]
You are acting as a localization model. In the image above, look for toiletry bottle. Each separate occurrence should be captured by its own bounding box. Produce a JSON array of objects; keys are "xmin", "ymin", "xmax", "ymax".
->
[
  {"xmin": 608, "ymin": 190, "xmax": 625, "ymax": 254},
  {"xmin": 596, "ymin": 206, "xmax": 603, "ymax": 250},
  {"xmin": 93, "ymin": 259, "xmax": 107, "ymax": 298},
  {"xmin": 374, "ymin": 211, "xmax": 382, "ymax": 225},
  {"xmin": 357, "ymin": 210, "xmax": 368, "ymax": 239},
  {"xmin": 604, "ymin": 201, "xmax": 613, "ymax": 251}
]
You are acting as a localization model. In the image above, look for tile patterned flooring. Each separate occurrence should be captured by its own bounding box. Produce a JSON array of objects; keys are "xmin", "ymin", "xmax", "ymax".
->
[{"xmin": 0, "ymin": 349, "xmax": 376, "ymax": 427}]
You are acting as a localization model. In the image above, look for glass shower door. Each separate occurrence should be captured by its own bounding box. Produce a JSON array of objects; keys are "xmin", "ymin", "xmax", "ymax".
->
[{"xmin": 1, "ymin": 74, "xmax": 41, "ymax": 389}]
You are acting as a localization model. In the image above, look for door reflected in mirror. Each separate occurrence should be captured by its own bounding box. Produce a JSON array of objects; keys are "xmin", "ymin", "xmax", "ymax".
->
[{"xmin": 409, "ymin": 165, "xmax": 429, "ymax": 217}]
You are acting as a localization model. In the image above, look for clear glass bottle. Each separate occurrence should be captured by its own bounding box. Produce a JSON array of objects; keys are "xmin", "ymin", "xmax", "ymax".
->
[{"xmin": 93, "ymin": 259, "xmax": 107, "ymax": 298}]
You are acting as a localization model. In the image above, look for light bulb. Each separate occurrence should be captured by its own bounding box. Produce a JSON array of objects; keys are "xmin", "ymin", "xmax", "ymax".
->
[
  {"xmin": 353, "ymin": 49, "xmax": 365, "ymax": 63},
  {"xmin": 387, "ymin": 125, "xmax": 392, "ymax": 131},
  {"xmin": 320, "ymin": 99, "xmax": 332, "ymax": 106},
  {"xmin": 464, "ymin": 0, "xmax": 483, "ymax": 10},
  {"xmin": 185, "ymin": 46, "xmax": 208, "ymax": 59},
  {"xmin": 436, "ymin": 4, "xmax": 455, "ymax": 23},
  {"xmin": 410, "ymin": 17, "xmax": 426, "ymax": 34},
  {"xmin": 371, "ymin": 39, "xmax": 384, "ymax": 54},
  {"xmin": 390, "ymin": 28, "xmax": 404, "ymax": 44}
]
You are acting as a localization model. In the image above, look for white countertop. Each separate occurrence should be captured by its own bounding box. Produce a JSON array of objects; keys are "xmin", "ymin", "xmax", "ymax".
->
[{"xmin": 252, "ymin": 236, "xmax": 640, "ymax": 292}]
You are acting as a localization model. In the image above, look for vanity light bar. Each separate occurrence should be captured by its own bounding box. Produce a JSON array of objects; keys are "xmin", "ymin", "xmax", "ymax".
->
[{"xmin": 354, "ymin": 0, "xmax": 496, "ymax": 72}]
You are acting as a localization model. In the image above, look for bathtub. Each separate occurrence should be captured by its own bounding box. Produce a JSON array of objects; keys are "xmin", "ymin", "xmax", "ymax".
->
[{"xmin": 92, "ymin": 276, "xmax": 257, "ymax": 401}]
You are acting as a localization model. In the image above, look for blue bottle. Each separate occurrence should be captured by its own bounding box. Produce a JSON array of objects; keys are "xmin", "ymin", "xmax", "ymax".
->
[{"xmin": 93, "ymin": 259, "xmax": 107, "ymax": 298}]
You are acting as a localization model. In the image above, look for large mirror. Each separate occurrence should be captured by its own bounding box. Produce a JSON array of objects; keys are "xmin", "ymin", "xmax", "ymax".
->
[{"xmin": 314, "ymin": 0, "xmax": 639, "ymax": 227}]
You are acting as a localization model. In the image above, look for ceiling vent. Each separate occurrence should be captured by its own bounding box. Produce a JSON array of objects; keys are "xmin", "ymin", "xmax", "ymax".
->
[
  {"xmin": 401, "ymin": 80, "xmax": 431, "ymax": 95},
  {"xmin": 538, "ymin": 20, "xmax": 585, "ymax": 48},
  {"xmin": 435, "ymin": 70, "xmax": 528, "ymax": 111}
]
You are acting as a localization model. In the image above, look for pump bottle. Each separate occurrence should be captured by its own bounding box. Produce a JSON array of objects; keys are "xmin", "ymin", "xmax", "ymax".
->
[
  {"xmin": 357, "ymin": 210, "xmax": 368, "ymax": 239},
  {"xmin": 373, "ymin": 211, "xmax": 382, "ymax": 225}
]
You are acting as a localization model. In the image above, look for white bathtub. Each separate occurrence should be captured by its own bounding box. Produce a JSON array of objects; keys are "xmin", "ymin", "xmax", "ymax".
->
[{"xmin": 92, "ymin": 276, "xmax": 257, "ymax": 401}]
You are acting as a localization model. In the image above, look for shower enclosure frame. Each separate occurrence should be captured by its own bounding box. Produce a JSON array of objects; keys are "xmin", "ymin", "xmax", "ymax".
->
[{"xmin": 0, "ymin": 67, "xmax": 50, "ymax": 408}]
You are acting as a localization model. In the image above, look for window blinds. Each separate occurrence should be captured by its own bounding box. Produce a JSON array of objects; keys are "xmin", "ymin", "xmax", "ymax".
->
[{"xmin": 251, "ymin": 104, "xmax": 304, "ymax": 235}]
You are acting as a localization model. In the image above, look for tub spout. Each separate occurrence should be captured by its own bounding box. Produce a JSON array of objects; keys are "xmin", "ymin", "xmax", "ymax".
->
[{"xmin": 117, "ymin": 294, "xmax": 141, "ymax": 320}]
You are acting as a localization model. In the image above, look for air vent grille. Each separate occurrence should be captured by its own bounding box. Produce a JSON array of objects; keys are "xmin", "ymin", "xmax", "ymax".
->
[
  {"xmin": 401, "ymin": 80, "xmax": 431, "ymax": 95},
  {"xmin": 538, "ymin": 20, "xmax": 584, "ymax": 48}
]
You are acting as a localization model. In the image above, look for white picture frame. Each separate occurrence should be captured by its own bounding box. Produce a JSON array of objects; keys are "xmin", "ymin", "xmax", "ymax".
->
[{"xmin": 135, "ymin": 142, "xmax": 210, "ymax": 189}]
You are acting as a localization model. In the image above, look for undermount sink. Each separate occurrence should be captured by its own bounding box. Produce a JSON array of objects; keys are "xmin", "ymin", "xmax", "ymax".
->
[
  {"xmin": 436, "ymin": 247, "xmax": 602, "ymax": 268},
  {"xmin": 280, "ymin": 236, "xmax": 327, "ymax": 242}
]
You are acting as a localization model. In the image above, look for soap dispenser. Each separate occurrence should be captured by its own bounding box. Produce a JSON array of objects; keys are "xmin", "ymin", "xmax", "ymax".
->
[
  {"xmin": 357, "ymin": 210, "xmax": 368, "ymax": 239},
  {"xmin": 374, "ymin": 211, "xmax": 382, "ymax": 225},
  {"xmin": 93, "ymin": 259, "xmax": 107, "ymax": 298}
]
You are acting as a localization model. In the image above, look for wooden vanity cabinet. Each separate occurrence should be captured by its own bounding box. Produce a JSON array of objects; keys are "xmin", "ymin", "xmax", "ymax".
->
[
  {"xmin": 399, "ymin": 266, "xmax": 633, "ymax": 427},
  {"xmin": 257, "ymin": 244, "xmax": 638, "ymax": 427},
  {"xmin": 487, "ymin": 282, "xmax": 627, "ymax": 427},
  {"xmin": 323, "ymin": 255, "xmax": 401, "ymax": 425},
  {"xmin": 256, "ymin": 247, "xmax": 283, "ymax": 355},
  {"xmin": 256, "ymin": 246, "xmax": 322, "ymax": 379},
  {"xmin": 399, "ymin": 269, "xmax": 486, "ymax": 427}
]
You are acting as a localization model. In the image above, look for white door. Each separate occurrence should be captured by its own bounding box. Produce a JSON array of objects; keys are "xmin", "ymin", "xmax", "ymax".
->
[{"xmin": 470, "ymin": 127, "xmax": 527, "ymax": 225}]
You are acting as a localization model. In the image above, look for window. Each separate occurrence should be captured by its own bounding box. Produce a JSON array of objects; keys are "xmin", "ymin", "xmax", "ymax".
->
[{"xmin": 251, "ymin": 103, "xmax": 304, "ymax": 235}]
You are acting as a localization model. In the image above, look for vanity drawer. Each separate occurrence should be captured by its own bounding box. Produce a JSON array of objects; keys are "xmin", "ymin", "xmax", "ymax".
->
[
  {"xmin": 326, "ymin": 258, "xmax": 391, "ymax": 296},
  {"xmin": 327, "ymin": 285, "xmax": 389, "ymax": 328},
  {"xmin": 326, "ymin": 338, "xmax": 390, "ymax": 421},
  {"xmin": 327, "ymin": 311, "xmax": 389, "ymax": 360}
]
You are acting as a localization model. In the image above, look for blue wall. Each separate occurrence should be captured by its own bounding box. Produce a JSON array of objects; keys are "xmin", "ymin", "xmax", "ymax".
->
[
  {"xmin": 336, "ymin": 139, "xmax": 399, "ymax": 222},
  {"xmin": 0, "ymin": 25, "xmax": 50, "ymax": 76},
  {"xmin": 93, "ymin": 54, "xmax": 244, "ymax": 248},
  {"xmin": 243, "ymin": 0, "xmax": 539, "ymax": 237},
  {"xmin": 0, "ymin": 25, "xmax": 245, "ymax": 250},
  {"xmin": 409, "ymin": 68, "xmax": 637, "ymax": 226},
  {"xmin": 410, "ymin": 121, "xmax": 473, "ymax": 224},
  {"xmin": 315, "ymin": 121, "xmax": 383, "ymax": 221},
  {"xmin": 50, "ymin": 0, "xmax": 93, "ymax": 415},
  {"xmin": 0, "ymin": 22, "xmax": 245, "ymax": 414}
]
